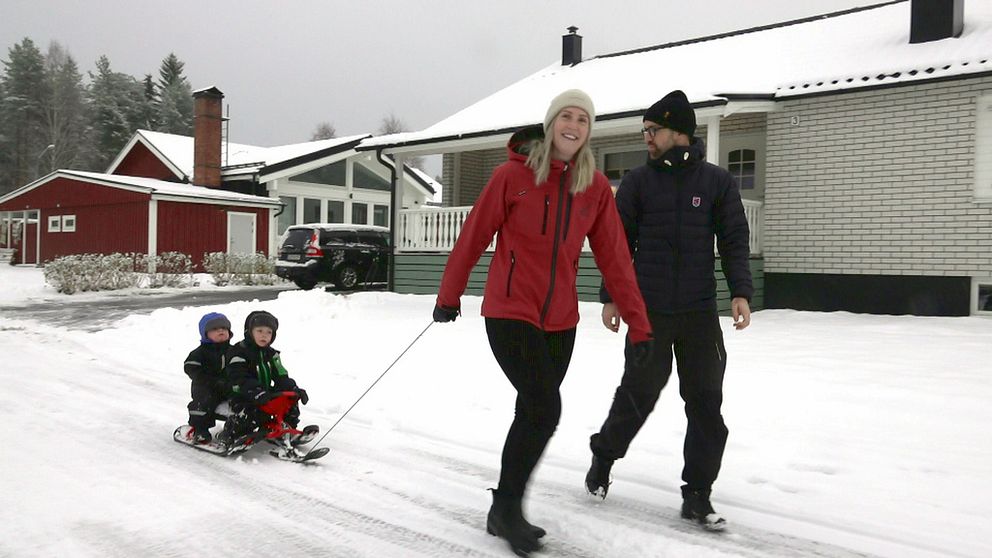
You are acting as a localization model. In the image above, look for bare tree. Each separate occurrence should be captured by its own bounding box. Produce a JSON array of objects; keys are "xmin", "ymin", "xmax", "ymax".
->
[
  {"xmin": 377, "ymin": 112, "xmax": 423, "ymax": 169},
  {"xmin": 310, "ymin": 121, "xmax": 336, "ymax": 140}
]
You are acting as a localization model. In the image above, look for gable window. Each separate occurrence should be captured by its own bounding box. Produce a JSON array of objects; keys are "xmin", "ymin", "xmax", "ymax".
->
[
  {"xmin": 62, "ymin": 215, "xmax": 76, "ymax": 233},
  {"xmin": 728, "ymin": 149, "xmax": 756, "ymax": 190},
  {"xmin": 354, "ymin": 164, "xmax": 391, "ymax": 192},
  {"xmin": 290, "ymin": 160, "xmax": 346, "ymax": 186},
  {"xmin": 975, "ymin": 94, "xmax": 992, "ymax": 200},
  {"xmin": 48, "ymin": 215, "xmax": 61, "ymax": 232},
  {"xmin": 603, "ymin": 150, "xmax": 644, "ymax": 189}
]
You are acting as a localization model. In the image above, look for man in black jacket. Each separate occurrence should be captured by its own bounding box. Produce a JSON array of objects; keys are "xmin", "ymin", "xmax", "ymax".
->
[{"xmin": 586, "ymin": 90, "xmax": 753, "ymax": 531}]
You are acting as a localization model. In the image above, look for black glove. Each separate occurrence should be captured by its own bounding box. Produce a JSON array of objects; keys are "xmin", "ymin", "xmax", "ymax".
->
[
  {"xmin": 296, "ymin": 388, "xmax": 309, "ymax": 405},
  {"xmin": 252, "ymin": 389, "xmax": 274, "ymax": 405},
  {"xmin": 433, "ymin": 304, "xmax": 460, "ymax": 323},
  {"xmin": 630, "ymin": 339, "xmax": 654, "ymax": 368}
]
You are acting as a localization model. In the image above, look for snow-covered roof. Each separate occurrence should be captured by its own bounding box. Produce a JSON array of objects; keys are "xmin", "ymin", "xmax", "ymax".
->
[
  {"xmin": 121, "ymin": 130, "xmax": 370, "ymax": 179},
  {"xmin": 363, "ymin": 0, "xmax": 992, "ymax": 150},
  {"xmin": 0, "ymin": 170, "xmax": 281, "ymax": 208}
]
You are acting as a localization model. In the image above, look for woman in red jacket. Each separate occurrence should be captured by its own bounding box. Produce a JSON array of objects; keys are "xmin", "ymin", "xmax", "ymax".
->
[{"xmin": 433, "ymin": 89, "xmax": 653, "ymax": 556}]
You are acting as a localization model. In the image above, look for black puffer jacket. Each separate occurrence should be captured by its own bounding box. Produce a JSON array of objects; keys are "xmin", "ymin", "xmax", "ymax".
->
[{"xmin": 602, "ymin": 138, "xmax": 753, "ymax": 313}]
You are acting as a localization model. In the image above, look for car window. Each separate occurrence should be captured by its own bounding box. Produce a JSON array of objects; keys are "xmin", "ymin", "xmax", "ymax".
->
[
  {"xmin": 357, "ymin": 231, "xmax": 389, "ymax": 247},
  {"xmin": 320, "ymin": 230, "xmax": 357, "ymax": 244},
  {"xmin": 282, "ymin": 228, "xmax": 313, "ymax": 250}
]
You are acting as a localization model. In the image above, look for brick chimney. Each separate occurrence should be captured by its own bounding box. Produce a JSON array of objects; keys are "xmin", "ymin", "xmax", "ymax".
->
[
  {"xmin": 193, "ymin": 86, "xmax": 224, "ymax": 188},
  {"xmin": 562, "ymin": 26, "xmax": 582, "ymax": 66},
  {"xmin": 910, "ymin": 0, "xmax": 964, "ymax": 43}
]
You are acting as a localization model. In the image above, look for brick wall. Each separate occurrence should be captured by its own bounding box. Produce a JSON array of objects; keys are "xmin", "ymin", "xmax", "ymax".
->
[{"xmin": 764, "ymin": 75, "xmax": 992, "ymax": 277}]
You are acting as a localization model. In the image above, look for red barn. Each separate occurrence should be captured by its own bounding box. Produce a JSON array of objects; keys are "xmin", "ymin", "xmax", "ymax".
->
[{"xmin": 0, "ymin": 170, "xmax": 278, "ymax": 267}]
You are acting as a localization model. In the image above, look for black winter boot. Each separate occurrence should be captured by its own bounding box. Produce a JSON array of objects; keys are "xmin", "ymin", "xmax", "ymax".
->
[
  {"xmin": 486, "ymin": 489, "xmax": 542, "ymax": 556},
  {"xmin": 681, "ymin": 486, "xmax": 727, "ymax": 531},
  {"xmin": 585, "ymin": 454, "xmax": 614, "ymax": 498}
]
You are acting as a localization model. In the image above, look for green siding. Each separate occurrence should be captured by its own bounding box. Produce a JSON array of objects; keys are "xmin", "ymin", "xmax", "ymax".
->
[{"xmin": 395, "ymin": 252, "xmax": 764, "ymax": 313}]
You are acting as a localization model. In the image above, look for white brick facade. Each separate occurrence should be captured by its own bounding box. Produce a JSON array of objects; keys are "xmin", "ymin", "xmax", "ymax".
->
[{"xmin": 764, "ymin": 75, "xmax": 992, "ymax": 277}]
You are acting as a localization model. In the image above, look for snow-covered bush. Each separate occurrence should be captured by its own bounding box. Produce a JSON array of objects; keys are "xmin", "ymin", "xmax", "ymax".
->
[
  {"xmin": 202, "ymin": 252, "xmax": 278, "ymax": 286},
  {"xmin": 43, "ymin": 252, "xmax": 197, "ymax": 294},
  {"xmin": 144, "ymin": 252, "xmax": 195, "ymax": 288}
]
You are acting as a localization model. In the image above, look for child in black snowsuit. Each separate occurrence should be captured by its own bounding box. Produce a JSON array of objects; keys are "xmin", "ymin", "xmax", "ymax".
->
[
  {"xmin": 183, "ymin": 312, "xmax": 233, "ymax": 444},
  {"xmin": 219, "ymin": 310, "xmax": 309, "ymax": 445}
]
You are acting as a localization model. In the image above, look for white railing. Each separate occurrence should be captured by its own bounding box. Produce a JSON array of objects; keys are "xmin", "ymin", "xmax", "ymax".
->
[{"xmin": 397, "ymin": 200, "xmax": 763, "ymax": 255}]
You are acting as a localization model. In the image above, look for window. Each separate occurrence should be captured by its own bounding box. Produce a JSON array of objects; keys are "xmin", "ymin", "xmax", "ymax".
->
[
  {"xmin": 976, "ymin": 95, "xmax": 992, "ymax": 199},
  {"xmin": 320, "ymin": 230, "xmax": 357, "ymax": 244},
  {"xmin": 974, "ymin": 278, "xmax": 992, "ymax": 315},
  {"xmin": 354, "ymin": 164, "xmax": 391, "ymax": 191},
  {"xmin": 373, "ymin": 204, "xmax": 389, "ymax": 227},
  {"xmin": 48, "ymin": 215, "xmax": 61, "ymax": 232},
  {"xmin": 352, "ymin": 203, "xmax": 368, "ymax": 225},
  {"xmin": 62, "ymin": 215, "xmax": 76, "ymax": 232},
  {"xmin": 727, "ymin": 149, "xmax": 756, "ymax": 190},
  {"xmin": 290, "ymin": 161, "xmax": 346, "ymax": 186},
  {"xmin": 326, "ymin": 200, "xmax": 344, "ymax": 223},
  {"xmin": 303, "ymin": 198, "xmax": 321, "ymax": 223},
  {"xmin": 603, "ymin": 150, "xmax": 644, "ymax": 189},
  {"xmin": 278, "ymin": 196, "xmax": 297, "ymax": 234}
]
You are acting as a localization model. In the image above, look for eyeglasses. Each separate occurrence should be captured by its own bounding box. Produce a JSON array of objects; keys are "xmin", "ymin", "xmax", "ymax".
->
[{"xmin": 641, "ymin": 125, "xmax": 665, "ymax": 138}]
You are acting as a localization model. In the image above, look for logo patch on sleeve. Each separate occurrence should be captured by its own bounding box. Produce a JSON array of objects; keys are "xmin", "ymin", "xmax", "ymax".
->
[{"xmin": 691, "ymin": 196, "xmax": 702, "ymax": 208}]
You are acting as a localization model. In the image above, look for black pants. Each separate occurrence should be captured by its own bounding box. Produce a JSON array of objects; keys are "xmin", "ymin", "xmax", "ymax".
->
[
  {"xmin": 486, "ymin": 318, "xmax": 576, "ymax": 498},
  {"xmin": 187, "ymin": 379, "xmax": 227, "ymax": 431},
  {"xmin": 590, "ymin": 309, "xmax": 729, "ymax": 490}
]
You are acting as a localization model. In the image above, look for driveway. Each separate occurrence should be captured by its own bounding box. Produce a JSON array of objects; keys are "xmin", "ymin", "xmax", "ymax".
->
[{"xmin": 0, "ymin": 285, "xmax": 299, "ymax": 331}]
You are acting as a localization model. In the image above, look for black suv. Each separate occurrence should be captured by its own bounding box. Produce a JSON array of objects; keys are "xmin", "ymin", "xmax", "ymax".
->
[{"xmin": 275, "ymin": 224, "xmax": 390, "ymax": 290}]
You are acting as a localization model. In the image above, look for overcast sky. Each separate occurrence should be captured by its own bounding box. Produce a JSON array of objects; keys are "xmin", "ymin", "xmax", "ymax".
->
[{"xmin": 3, "ymin": 0, "xmax": 881, "ymax": 174}]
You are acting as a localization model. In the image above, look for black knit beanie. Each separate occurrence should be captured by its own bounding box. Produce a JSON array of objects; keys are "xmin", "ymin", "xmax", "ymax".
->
[{"xmin": 643, "ymin": 90, "xmax": 696, "ymax": 137}]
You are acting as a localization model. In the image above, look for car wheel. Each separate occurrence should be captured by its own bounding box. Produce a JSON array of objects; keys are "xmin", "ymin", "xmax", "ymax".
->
[
  {"xmin": 294, "ymin": 278, "xmax": 318, "ymax": 290},
  {"xmin": 336, "ymin": 265, "xmax": 359, "ymax": 290}
]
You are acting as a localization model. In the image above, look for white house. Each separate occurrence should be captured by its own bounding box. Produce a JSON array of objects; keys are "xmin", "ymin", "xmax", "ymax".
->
[{"xmin": 362, "ymin": 0, "xmax": 992, "ymax": 316}]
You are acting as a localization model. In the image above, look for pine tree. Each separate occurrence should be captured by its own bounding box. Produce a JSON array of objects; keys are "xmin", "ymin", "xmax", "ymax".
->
[
  {"xmin": 86, "ymin": 55, "xmax": 144, "ymax": 170},
  {"xmin": 0, "ymin": 38, "xmax": 48, "ymax": 195},
  {"xmin": 154, "ymin": 53, "xmax": 193, "ymax": 135}
]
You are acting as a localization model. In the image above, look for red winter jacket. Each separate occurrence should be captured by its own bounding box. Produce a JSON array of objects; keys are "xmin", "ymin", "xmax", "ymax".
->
[{"xmin": 437, "ymin": 130, "xmax": 652, "ymax": 343}]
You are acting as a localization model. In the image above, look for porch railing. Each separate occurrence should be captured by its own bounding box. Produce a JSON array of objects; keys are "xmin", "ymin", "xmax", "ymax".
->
[{"xmin": 397, "ymin": 199, "xmax": 763, "ymax": 255}]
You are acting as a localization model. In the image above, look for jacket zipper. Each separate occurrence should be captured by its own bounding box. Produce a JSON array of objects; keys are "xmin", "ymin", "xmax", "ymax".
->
[
  {"xmin": 540, "ymin": 164, "xmax": 568, "ymax": 327},
  {"xmin": 541, "ymin": 195, "xmax": 550, "ymax": 234},
  {"xmin": 506, "ymin": 251, "xmax": 516, "ymax": 297}
]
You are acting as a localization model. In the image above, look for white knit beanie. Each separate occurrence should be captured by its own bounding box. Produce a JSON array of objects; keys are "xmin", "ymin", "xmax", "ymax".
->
[{"xmin": 543, "ymin": 89, "xmax": 595, "ymax": 132}]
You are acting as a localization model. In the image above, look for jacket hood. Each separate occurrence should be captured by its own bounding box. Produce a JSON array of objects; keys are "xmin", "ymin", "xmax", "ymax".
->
[
  {"xmin": 243, "ymin": 310, "xmax": 279, "ymax": 346},
  {"xmin": 507, "ymin": 125, "xmax": 545, "ymax": 159}
]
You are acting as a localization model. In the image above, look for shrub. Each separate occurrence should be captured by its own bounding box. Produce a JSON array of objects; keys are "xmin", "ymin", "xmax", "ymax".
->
[
  {"xmin": 43, "ymin": 252, "xmax": 197, "ymax": 294},
  {"xmin": 202, "ymin": 252, "xmax": 278, "ymax": 286}
]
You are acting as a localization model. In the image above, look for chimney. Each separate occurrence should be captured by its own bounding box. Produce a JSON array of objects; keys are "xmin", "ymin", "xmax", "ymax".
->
[
  {"xmin": 562, "ymin": 26, "xmax": 582, "ymax": 66},
  {"xmin": 910, "ymin": 0, "xmax": 964, "ymax": 43},
  {"xmin": 193, "ymin": 86, "xmax": 224, "ymax": 188}
]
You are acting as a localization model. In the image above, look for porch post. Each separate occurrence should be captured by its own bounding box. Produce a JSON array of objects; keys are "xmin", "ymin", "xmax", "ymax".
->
[
  {"xmin": 147, "ymin": 199, "xmax": 158, "ymax": 273},
  {"xmin": 390, "ymin": 153, "xmax": 407, "ymax": 292},
  {"xmin": 705, "ymin": 115, "xmax": 721, "ymax": 166}
]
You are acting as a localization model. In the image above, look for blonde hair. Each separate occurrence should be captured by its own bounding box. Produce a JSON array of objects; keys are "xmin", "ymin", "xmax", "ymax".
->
[{"xmin": 525, "ymin": 137, "xmax": 596, "ymax": 194}]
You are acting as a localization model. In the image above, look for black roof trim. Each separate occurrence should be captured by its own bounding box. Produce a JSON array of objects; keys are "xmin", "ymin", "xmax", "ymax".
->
[
  {"xmin": 358, "ymin": 99, "xmax": 729, "ymax": 151},
  {"xmin": 716, "ymin": 93, "xmax": 777, "ymax": 101},
  {"xmin": 777, "ymin": 68, "xmax": 992, "ymax": 101},
  {"xmin": 596, "ymin": 0, "xmax": 906, "ymax": 61},
  {"xmin": 258, "ymin": 136, "xmax": 369, "ymax": 177}
]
